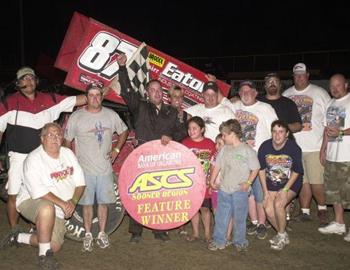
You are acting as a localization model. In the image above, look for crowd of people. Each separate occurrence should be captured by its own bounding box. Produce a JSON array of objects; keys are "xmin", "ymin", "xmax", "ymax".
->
[{"xmin": 0, "ymin": 57, "xmax": 349, "ymax": 269}]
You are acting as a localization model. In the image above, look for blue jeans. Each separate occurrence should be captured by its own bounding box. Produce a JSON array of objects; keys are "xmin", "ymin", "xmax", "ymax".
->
[{"xmin": 213, "ymin": 190, "xmax": 249, "ymax": 248}]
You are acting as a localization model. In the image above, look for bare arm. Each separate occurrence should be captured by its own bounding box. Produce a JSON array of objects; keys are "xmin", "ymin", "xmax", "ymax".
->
[
  {"xmin": 209, "ymin": 165, "xmax": 220, "ymax": 190},
  {"xmin": 241, "ymin": 168, "xmax": 259, "ymax": 192},
  {"xmin": 320, "ymin": 128, "xmax": 328, "ymax": 166},
  {"xmin": 75, "ymin": 95, "xmax": 87, "ymax": 107},
  {"xmin": 108, "ymin": 129, "xmax": 129, "ymax": 163},
  {"xmin": 288, "ymin": 122, "xmax": 302, "ymax": 133},
  {"xmin": 70, "ymin": 186, "xmax": 85, "ymax": 206}
]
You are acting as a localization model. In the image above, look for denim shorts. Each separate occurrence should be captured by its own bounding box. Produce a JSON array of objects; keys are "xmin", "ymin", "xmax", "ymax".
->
[
  {"xmin": 249, "ymin": 175, "xmax": 264, "ymax": 203},
  {"xmin": 78, "ymin": 172, "xmax": 116, "ymax": 205}
]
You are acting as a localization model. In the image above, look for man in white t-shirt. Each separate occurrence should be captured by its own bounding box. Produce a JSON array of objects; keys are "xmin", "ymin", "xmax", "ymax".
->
[
  {"xmin": 318, "ymin": 74, "xmax": 350, "ymax": 241},
  {"xmin": 221, "ymin": 80, "xmax": 278, "ymax": 240},
  {"xmin": 185, "ymin": 81, "xmax": 235, "ymax": 141},
  {"xmin": 0, "ymin": 123, "xmax": 85, "ymax": 269},
  {"xmin": 283, "ymin": 63, "xmax": 331, "ymax": 227}
]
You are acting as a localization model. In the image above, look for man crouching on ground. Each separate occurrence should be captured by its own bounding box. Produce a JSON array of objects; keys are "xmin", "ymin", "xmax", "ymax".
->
[{"xmin": 6, "ymin": 123, "xmax": 85, "ymax": 269}]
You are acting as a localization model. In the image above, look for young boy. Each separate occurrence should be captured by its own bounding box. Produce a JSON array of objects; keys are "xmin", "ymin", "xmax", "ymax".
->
[{"xmin": 208, "ymin": 119, "xmax": 260, "ymax": 252}]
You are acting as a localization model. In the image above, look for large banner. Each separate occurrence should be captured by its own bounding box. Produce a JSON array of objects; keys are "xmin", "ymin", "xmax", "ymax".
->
[
  {"xmin": 118, "ymin": 140, "xmax": 206, "ymax": 230},
  {"xmin": 55, "ymin": 12, "xmax": 230, "ymax": 107}
]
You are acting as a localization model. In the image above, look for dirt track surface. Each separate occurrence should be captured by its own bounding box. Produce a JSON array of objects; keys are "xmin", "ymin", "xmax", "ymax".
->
[{"xmin": 0, "ymin": 201, "xmax": 349, "ymax": 270}]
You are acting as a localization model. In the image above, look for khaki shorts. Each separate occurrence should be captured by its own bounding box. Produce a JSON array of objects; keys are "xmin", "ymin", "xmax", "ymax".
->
[
  {"xmin": 302, "ymin": 152, "xmax": 324, "ymax": 185},
  {"xmin": 324, "ymin": 161, "xmax": 350, "ymax": 209},
  {"xmin": 18, "ymin": 199, "xmax": 66, "ymax": 246}
]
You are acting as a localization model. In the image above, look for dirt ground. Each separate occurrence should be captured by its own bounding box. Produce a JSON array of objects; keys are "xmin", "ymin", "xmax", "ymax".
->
[{"xmin": 0, "ymin": 200, "xmax": 349, "ymax": 270}]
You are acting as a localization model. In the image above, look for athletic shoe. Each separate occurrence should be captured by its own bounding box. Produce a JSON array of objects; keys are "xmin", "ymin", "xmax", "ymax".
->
[
  {"xmin": 265, "ymin": 221, "xmax": 272, "ymax": 229},
  {"xmin": 129, "ymin": 233, "xmax": 142, "ymax": 244},
  {"xmin": 246, "ymin": 222, "xmax": 257, "ymax": 235},
  {"xmin": 294, "ymin": 213, "xmax": 312, "ymax": 222},
  {"xmin": 318, "ymin": 221, "xmax": 346, "ymax": 235},
  {"xmin": 256, "ymin": 224, "xmax": 267, "ymax": 240},
  {"xmin": 317, "ymin": 209, "xmax": 329, "ymax": 227},
  {"xmin": 208, "ymin": 241, "xmax": 225, "ymax": 251},
  {"xmin": 270, "ymin": 234, "xmax": 289, "ymax": 251},
  {"xmin": 154, "ymin": 232, "xmax": 170, "ymax": 242},
  {"xmin": 344, "ymin": 229, "xmax": 350, "ymax": 242},
  {"xmin": 225, "ymin": 240, "xmax": 233, "ymax": 247},
  {"xmin": 38, "ymin": 249, "xmax": 59, "ymax": 270},
  {"xmin": 96, "ymin": 232, "xmax": 110, "ymax": 249},
  {"xmin": 82, "ymin": 232, "xmax": 93, "ymax": 252},
  {"xmin": 0, "ymin": 228, "xmax": 21, "ymax": 249},
  {"xmin": 269, "ymin": 233, "xmax": 290, "ymax": 245},
  {"xmin": 235, "ymin": 243, "xmax": 249, "ymax": 253}
]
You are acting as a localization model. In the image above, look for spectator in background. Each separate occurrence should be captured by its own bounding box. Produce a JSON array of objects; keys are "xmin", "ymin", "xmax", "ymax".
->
[
  {"xmin": 258, "ymin": 73, "xmax": 302, "ymax": 133},
  {"xmin": 168, "ymin": 85, "xmax": 189, "ymax": 141},
  {"xmin": 185, "ymin": 81, "xmax": 235, "ymax": 142}
]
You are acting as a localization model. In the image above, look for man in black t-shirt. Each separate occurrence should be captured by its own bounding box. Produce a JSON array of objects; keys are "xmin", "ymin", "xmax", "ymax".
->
[{"xmin": 258, "ymin": 73, "xmax": 302, "ymax": 133}]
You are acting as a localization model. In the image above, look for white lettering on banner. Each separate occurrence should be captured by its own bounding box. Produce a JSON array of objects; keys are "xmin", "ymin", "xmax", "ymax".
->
[
  {"xmin": 78, "ymin": 31, "xmax": 138, "ymax": 80},
  {"xmin": 162, "ymin": 62, "xmax": 204, "ymax": 93}
]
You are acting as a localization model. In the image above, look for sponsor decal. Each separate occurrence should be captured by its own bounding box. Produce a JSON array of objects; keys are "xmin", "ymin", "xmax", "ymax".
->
[{"xmin": 148, "ymin": 52, "xmax": 165, "ymax": 68}]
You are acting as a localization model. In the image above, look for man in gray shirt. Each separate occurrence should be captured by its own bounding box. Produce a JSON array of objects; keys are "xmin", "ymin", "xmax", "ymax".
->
[{"xmin": 65, "ymin": 84, "xmax": 128, "ymax": 252}]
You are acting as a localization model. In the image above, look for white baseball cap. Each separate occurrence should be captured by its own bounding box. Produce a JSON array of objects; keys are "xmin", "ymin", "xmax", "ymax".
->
[{"xmin": 293, "ymin": 63, "xmax": 307, "ymax": 74}]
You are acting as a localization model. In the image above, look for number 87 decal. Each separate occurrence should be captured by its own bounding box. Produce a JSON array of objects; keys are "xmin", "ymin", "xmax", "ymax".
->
[{"xmin": 78, "ymin": 31, "xmax": 138, "ymax": 80}]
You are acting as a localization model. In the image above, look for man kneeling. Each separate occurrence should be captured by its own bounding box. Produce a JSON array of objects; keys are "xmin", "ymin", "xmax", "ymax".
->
[{"xmin": 13, "ymin": 123, "xmax": 85, "ymax": 269}]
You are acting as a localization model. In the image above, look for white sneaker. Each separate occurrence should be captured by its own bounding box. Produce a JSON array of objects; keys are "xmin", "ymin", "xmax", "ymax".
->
[
  {"xmin": 270, "ymin": 233, "xmax": 290, "ymax": 245},
  {"xmin": 318, "ymin": 221, "xmax": 346, "ymax": 235},
  {"xmin": 344, "ymin": 229, "xmax": 350, "ymax": 242},
  {"xmin": 96, "ymin": 232, "xmax": 110, "ymax": 249},
  {"xmin": 270, "ymin": 234, "xmax": 289, "ymax": 251},
  {"xmin": 82, "ymin": 232, "xmax": 93, "ymax": 252}
]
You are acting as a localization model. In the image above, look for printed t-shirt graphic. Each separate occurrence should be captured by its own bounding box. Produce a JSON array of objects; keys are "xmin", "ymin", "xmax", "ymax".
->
[
  {"xmin": 288, "ymin": 95, "xmax": 313, "ymax": 131},
  {"xmin": 265, "ymin": 154, "xmax": 292, "ymax": 187},
  {"xmin": 235, "ymin": 110, "xmax": 258, "ymax": 148},
  {"xmin": 326, "ymin": 106, "xmax": 346, "ymax": 142}
]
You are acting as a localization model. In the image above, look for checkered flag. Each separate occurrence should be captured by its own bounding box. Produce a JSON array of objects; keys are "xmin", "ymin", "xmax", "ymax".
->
[
  {"xmin": 107, "ymin": 42, "xmax": 150, "ymax": 97},
  {"xmin": 126, "ymin": 42, "xmax": 150, "ymax": 97}
]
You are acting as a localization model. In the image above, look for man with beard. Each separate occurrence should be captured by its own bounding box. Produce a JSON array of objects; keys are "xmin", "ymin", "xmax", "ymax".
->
[{"xmin": 258, "ymin": 73, "xmax": 302, "ymax": 133}]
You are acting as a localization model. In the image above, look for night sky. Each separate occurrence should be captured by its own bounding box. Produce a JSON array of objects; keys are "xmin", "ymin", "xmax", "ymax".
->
[{"xmin": 1, "ymin": 0, "xmax": 350, "ymax": 81}]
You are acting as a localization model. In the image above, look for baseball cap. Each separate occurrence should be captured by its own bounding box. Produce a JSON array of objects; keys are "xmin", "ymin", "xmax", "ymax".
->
[
  {"xmin": 16, "ymin": 67, "xmax": 35, "ymax": 79},
  {"xmin": 239, "ymin": 80, "xmax": 256, "ymax": 90},
  {"xmin": 264, "ymin": 72, "xmax": 280, "ymax": 82},
  {"xmin": 86, "ymin": 83, "xmax": 104, "ymax": 93},
  {"xmin": 202, "ymin": 81, "xmax": 219, "ymax": 93},
  {"xmin": 293, "ymin": 63, "xmax": 307, "ymax": 74}
]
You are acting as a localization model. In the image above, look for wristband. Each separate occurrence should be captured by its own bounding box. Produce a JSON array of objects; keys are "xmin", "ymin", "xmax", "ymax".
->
[
  {"xmin": 339, "ymin": 129, "xmax": 345, "ymax": 139},
  {"xmin": 282, "ymin": 187, "xmax": 289, "ymax": 192},
  {"xmin": 114, "ymin": 147, "xmax": 120, "ymax": 153},
  {"xmin": 246, "ymin": 180, "xmax": 252, "ymax": 186}
]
